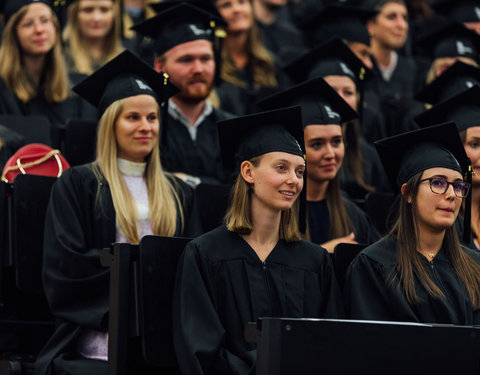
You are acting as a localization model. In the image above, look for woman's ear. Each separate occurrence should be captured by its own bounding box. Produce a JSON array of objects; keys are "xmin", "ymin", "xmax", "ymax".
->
[
  {"xmin": 240, "ymin": 160, "xmax": 255, "ymax": 184},
  {"xmin": 401, "ymin": 183, "xmax": 412, "ymax": 204}
]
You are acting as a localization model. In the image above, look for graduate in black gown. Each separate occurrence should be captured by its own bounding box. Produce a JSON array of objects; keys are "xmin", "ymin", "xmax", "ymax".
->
[
  {"xmin": 282, "ymin": 37, "xmax": 390, "ymax": 201},
  {"xmin": 345, "ymin": 122, "xmax": 480, "ymax": 324},
  {"xmin": 132, "ymin": 3, "xmax": 233, "ymax": 186},
  {"xmin": 173, "ymin": 106, "xmax": 342, "ymax": 375},
  {"xmin": 36, "ymin": 51, "xmax": 201, "ymax": 375},
  {"xmin": 257, "ymin": 77, "xmax": 380, "ymax": 251},
  {"xmin": 0, "ymin": 0, "xmax": 95, "ymax": 127}
]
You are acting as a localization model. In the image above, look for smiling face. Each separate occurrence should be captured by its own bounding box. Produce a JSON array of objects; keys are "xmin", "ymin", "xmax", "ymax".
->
[
  {"xmin": 323, "ymin": 75, "xmax": 358, "ymax": 111},
  {"xmin": 464, "ymin": 126, "xmax": 480, "ymax": 187},
  {"xmin": 155, "ymin": 39, "xmax": 215, "ymax": 104},
  {"xmin": 216, "ymin": 0, "xmax": 253, "ymax": 34},
  {"xmin": 367, "ymin": 1, "xmax": 408, "ymax": 50},
  {"xmin": 243, "ymin": 151, "xmax": 305, "ymax": 213},
  {"xmin": 16, "ymin": 3, "xmax": 56, "ymax": 56},
  {"xmin": 115, "ymin": 95, "xmax": 159, "ymax": 162},
  {"xmin": 411, "ymin": 167, "xmax": 463, "ymax": 233},
  {"xmin": 77, "ymin": 0, "xmax": 115, "ymax": 41}
]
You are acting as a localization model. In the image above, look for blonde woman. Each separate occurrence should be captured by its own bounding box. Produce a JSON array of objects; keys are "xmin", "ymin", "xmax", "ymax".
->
[
  {"xmin": 173, "ymin": 107, "xmax": 342, "ymax": 374},
  {"xmin": 214, "ymin": 0, "xmax": 283, "ymax": 115},
  {"xmin": 36, "ymin": 51, "xmax": 200, "ymax": 375},
  {"xmin": 0, "ymin": 0, "xmax": 91, "ymax": 125},
  {"xmin": 63, "ymin": 0, "xmax": 123, "ymax": 75}
]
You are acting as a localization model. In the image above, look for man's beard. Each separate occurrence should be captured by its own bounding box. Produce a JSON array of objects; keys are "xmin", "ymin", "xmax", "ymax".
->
[{"xmin": 175, "ymin": 74, "xmax": 213, "ymax": 104}]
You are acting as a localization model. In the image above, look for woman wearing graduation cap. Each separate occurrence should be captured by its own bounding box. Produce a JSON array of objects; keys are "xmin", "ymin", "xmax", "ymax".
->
[
  {"xmin": 36, "ymin": 51, "xmax": 201, "ymax": 375},
  {"xmin": 173, "ymin": 106, "xmax": 342, "ymax": 375},
  {"xmin": 62, "ymin": 0, "xmax": 123, "ymax": 75},
  {"xmin": 257, "ymin": 77, "xmax": 380, "ymax": 252},
  {"xmin": 345, "ymin": 122, "xmax": 480, "ymax": 324},
  {"xmin": 0, "ymin": 0, "xmax": 94, "ymax": 125}
]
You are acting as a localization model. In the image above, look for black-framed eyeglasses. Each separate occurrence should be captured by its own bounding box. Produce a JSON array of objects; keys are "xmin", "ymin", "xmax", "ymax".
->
[{"xmin": 419, "ymin": 177, "xmax": 471, "ymax": 198}]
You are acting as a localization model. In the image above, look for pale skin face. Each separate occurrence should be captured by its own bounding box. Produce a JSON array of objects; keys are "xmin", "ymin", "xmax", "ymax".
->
[
  {"xmin": 464, "ymin": 126, "xmax": 480, "ymax": 187},
  {"xmin": 404, "ymin": 167, "xmax": 463, "ymax": 234},
  {"xmin": 304, "ymin": 124, "xmax": 344, "ymax": 185},
  {"xmin": 77, "ymin": 0, "xmax": 115, "ymax": 41},
  {"xmin": 323, "ymin": 75, "xmax": 358, "ymax": 111},
  {"xmin": 434, "ymin": 56, "xmax": 477, "ymax": 78},
  {"xmin": 216, "ymin": 0, "xmax": 253, "ymax": 34},
  {"xmin": 241, "ymin": 151, "xmax": 305, "ymax": 213},
  {"xmin": 154, "ymin": 39, "xmax": 215, "ymax": 104},
  {"xmin": 348, "ymin": 41, "xmax": 373, "ymax": 70},
  {"xmin": 367, "ymin": 2, "xmax": 408, "ymax": 50},
  {"xmin": 115, "ymin": 95, "xmax": 159, "ymax": 163},
  {"xmin": 16, "ymin": 3, "xmax": 56, "ymax": 57}
]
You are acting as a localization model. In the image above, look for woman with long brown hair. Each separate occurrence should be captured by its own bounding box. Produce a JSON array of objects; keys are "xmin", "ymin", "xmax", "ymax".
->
[{"xmin": 345, "ymin": 122, "xmax": 480, "ymax": 324}]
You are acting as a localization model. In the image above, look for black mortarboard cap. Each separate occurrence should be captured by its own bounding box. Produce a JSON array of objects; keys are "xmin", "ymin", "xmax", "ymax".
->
[
  {"xmin": 415, "ymin": 61, "xmax": 480, "ymax": 105},
  {"xmin": 375, "ymin": 122, "xmax": 469, "ymax": 192},
  {"xmin": 414, "ymin": 85, "xmax": 480, "ymax": 133},
  {"xmin": 131, "ymin": 2, "xmax": 226, "ymax": 56},
  {"xmin": 433, "ymin": 0, "xmax": 480, "ymax": 23},
  {"xmin": 256, "ymin": 77, "xmax": 358, "ymax": 127},
  {"xmin": 3, "ymin": 0, "xmax": 52, "ymax": 25},
  {"xmin": 217, "ymin": 106, "xmax": 305, "ymax": 171},
  {"xmin": 282, "ymin": 37, "xmax": 371, "ymax": 85},
  {"xmin": 298, "ymin": 4, "xmax": 375, "ymax": 46},
  {"xmin": 73, "ymin": 50, "xmax": 178, "ymax": 118},
  {"xmin": 417, "ymin": 21, "xmax": 480, "ymax": 61}
]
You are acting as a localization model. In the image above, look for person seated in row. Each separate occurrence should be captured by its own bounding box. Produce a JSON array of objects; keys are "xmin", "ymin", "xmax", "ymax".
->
[
  {"xmin": 62, "ymin": 0, "xmax": 123, "ymax": 76},
  {"xmin": 173, "ymin": 106, "xmax": 342, "ymax": 374},
  {"xmin": 0, "ymin": 0, "xmax": 95, "ymax": 126},
  {"xmin": 132, "ymin": 2, "xmax": 233, "ymax": 186},
  {"xmin": 258, "ymin": 77, "xmax": 380, "ymax": 252},
  {"xmin": 36, "ymin": 51, "xmax": 201, "ymax": 375},
  {"xmin": 345, "ymin": 122, "xmax": 480, "ymax": 324}
]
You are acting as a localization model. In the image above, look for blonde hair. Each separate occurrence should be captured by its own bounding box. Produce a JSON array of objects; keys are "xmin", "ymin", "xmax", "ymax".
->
[
  {"xmin": 63, "ymin": 0, "xmax": 123, "ymax": 75},
  {"xmin": 0, "ymin": 4, "xmax": 70, "ymax": 103},
  {"xmin": 225, "ymin": 156, "xmax": 302, "ymax": 241},
  {"xmin": 93, "ymin": 98, "xmax": 184, "ymax": 243},
  {"xmin": 426, "ymin": 57, "xmax": 479, "ymax": 85},
  {"xmin": 220, "ymin": 22, "xmax": 277, "ymax": 88}
]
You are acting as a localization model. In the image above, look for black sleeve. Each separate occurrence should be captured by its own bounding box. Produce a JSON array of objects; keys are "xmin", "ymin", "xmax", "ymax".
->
[
  {"xmin": 173, "ymin": 242, "xmax": 255, "ymax": 375},
  {"xmin": 42, "ymin": 168, "xmax": 112, "ymax": 330},
  {"xmin": 344, "ymin": 253, "xmax": 394, "ymax": 320}
]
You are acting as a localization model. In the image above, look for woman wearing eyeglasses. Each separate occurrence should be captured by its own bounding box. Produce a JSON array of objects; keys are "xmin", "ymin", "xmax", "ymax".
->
[{"xmin": 345, "ymin": 122, "xmax": 480, "ymax": 324}]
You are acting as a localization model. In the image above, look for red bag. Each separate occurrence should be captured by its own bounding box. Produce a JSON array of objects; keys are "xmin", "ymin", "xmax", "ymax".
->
[{"xmin": 1, "ymin": 143, "xmax": 70, "ymax": 183}]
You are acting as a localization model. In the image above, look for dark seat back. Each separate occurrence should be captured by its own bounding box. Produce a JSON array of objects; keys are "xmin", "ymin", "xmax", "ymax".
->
[
  {"xmin": 0, "ymin": 115, "xmax": 52, "ymax": 146},
  {"xmin": 195, "ymin": 183, "xmax": 230, "ymax": 233},
  {"xmin": 102, "ymin": 235, "xmax": 192, "ymax": 375},
  {"xmin": 333, "ymin": 243, "xmax": 366, "ymax": 291},
  {"xmin": 61, "ymin": 119, "xmax": 97, "ymax": 166},
  {"xmin": 365, "ymin": 191, "xmax": 397, "ymax": 235}
]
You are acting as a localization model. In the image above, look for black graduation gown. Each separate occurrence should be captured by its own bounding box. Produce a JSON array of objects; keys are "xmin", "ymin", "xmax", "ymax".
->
[
  {"xmin": 307, "ymin": 196, "xmax": 381, "ymax": 246},
  {"xmin": 161, "ymin": 107, "xmax": 233, "ymax": 185},
  {"xmin": 173, "ymin": 225, "xmax": 343, "ymax": 375},
  {"xmin": 36, "ymin": 164, "xmax": 201, "ymax": 375},
  {"xmin": 0, "ymin": 78, "xmax": 96, "ymax": 128},
  {"xmin": 345, "ymin": 235, "xmax": 480, "ymax": 324}
]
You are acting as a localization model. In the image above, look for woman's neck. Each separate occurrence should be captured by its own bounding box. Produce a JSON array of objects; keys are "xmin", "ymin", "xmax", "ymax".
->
[
  {"xmin": 306, "ymin": 177, "xmax": 329, "ymax": 201},
  {"xmin": 23, "ymin": 53, "xmax": 46, "ymax": 87},
  {"xmin": 371, "ymin": 40, "xmax": 394, "ymax": 68},
  {"xmin": 242, "ymin": 197, "xmax": 281, "ymax": 261},
  {"xmin": 83, "ymin": 37, "xmax": 106, "ymax": 61},
  {"xmin": 225, "ymin": 32, "xmax": 249, "ymax": 70},
  {"xmin": 416, "ymin": 227, "xmax": 445, "ymax": 260}
]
